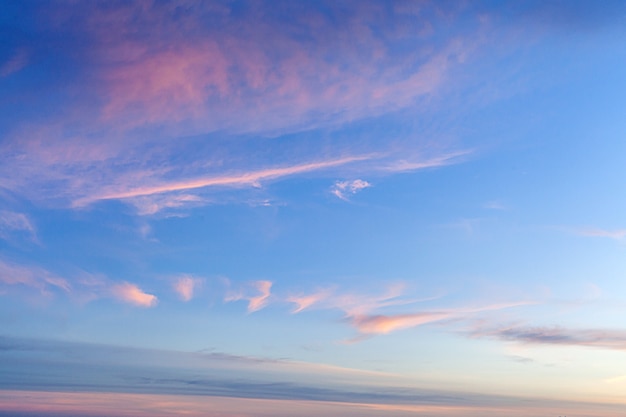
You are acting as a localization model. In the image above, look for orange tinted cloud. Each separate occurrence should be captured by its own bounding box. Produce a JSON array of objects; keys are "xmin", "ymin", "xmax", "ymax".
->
[
  {"xmin": 351, "ymin": 312, "xmax": 453, "ymax": 335},
  {"xmin": 347, "ymin": 301, "xmax": 532, "ymax": 337}
]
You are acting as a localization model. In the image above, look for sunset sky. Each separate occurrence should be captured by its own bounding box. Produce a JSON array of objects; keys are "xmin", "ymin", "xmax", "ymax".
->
[{"xmin": 1, "ymin": 1, "xmax": 626, "ymax": 416}]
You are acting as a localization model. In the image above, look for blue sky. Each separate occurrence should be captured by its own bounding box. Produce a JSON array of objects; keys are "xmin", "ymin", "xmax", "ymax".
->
[{"xmin": 1, "ymin": 1, "xmax": 626, "ymax": 416}]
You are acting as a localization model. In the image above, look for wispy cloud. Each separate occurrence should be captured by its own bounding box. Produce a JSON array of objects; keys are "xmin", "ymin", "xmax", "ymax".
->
[
  {"xmin": 331, "ymin": 179, "xmax": 371, "ymax": 201},
  {"xmin": 74, "ymin": 155, "xmax": 374, "ymax": 208},
  {"xmin": 0, "ymin": 210, "xmax": 37, "ymax": 242},
  {"xmin": 130, "ymin": 194, "xmax": 205, "ymax": 216},
  {"xmin": 288, "ymin": 289, "xmax": 335, "ymax": 313},
  {"xmin": 0, "ymin": 1, "xmax": 479, "ymax": 214},
  {"xmin": 111, "ymin": 282, "xmax": 158, "ymax": 308},
  {"xmin": 86, "ymin": 2, "xmax": 469, "ymax": 134},
  {"xmin": 350, "ymin": 312, "xmax": 453, "ymax": 335},
  {"xmin": 383, "ymin": 150, "xmax": 472, "ymax": 173},
  {"xmin": 0, "ymin": 259, "xmax": 70, "ymax": 294},
  {"xmin": 287, "ymin": 284, "xmax": 529, "ymax": 339},
  {"xmin": 288, "ymin": 284, "xmax": 416, "ymax": 316},
  {"xmin": 574, "ymin": 228, "xmax": 626, "ymax": 240},
  {"xmin": 348, "ymin": 302, "xmax": 531, "ymax": 339},
  {"xmin": 225, "ymin": 280, "xmax": 273, "ymax": 313},
  {"xmin": 0, "ymin": 49, "xmax": 28, "ymax": 78},
  {"xmin": 0, "ymin": 259, "xmax": 161, "ymax": 308},
  {"xmin": 472, "ymin": 324, "xmax": 626, "ymax": 351},
  {"xmin": 173, "ymin": 275, "xmax": 202, "ymax": 302}
]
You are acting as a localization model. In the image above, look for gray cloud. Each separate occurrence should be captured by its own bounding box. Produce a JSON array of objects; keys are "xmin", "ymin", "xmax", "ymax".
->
[{"xmin": 472, "ymin": 325, "xmax": 626, "ymax": 351}]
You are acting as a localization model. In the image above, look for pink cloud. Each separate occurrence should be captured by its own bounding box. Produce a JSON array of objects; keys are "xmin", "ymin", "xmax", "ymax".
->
[
  {"xmin": 350, "ymin": 312, "xmax": 453, "ymax": 335},
  {"xmin": 288, "ymin": 289, "xmax": 334, "ymax": 313},
  {"xmin": 346, "ymin": 301, "xmax": 532, "ymax": 337},
  {"xmin": 0, "ymin": 259, "xmax": 71, "ymax": 293},
  {"xmin": 111, "ymin": 282, "xmax": 158, "ymax": 308},
  {"xmin": 173, "ymin": 276, "xmax": 201, "ymax": 302},
  {"xmin": 70, "ymin": 1, "xmax": 475, "ymax": 135},
  {"xmin": 0, "ymin": 2, "xmax": 477, "ymax": 213},
  {"xmin": 247, "ymin": 280, "xmax": 273, "ymax": 312},
  {"xmin": 225, "ymin": 280, "xmax": 273, "ymax": 313}
]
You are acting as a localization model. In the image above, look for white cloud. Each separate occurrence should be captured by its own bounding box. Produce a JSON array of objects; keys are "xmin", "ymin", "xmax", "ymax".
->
[
  {"xmin": 331, "ymin": 179, "xmax": 371, "ymax": 200},
  {"xmin": 575, "ymin": 228, "xmax": 626, "ymax": 240},
  {"xmin": 0, "ymin": 210, "xmax": 37, "ymax": 242}
]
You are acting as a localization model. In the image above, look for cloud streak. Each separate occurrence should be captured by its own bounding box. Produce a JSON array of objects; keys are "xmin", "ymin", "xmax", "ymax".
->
[
  {"xmin": 575, "ymin": 228, "xmax": 626, "ymax": 240},
  {"xmin": 74, "ymin": 155, "xmax": 374, "ymax": 208},
  {"xmin": 348, "ymin": 302, "xmax": 531, "ymax": 338},
  {"xmin": 288, "ymin": 284, "xmax": 530, "ymax": 339},
  {"xmin": 472, "ymin": 324, "xmax": 626, "ymax": 351}
]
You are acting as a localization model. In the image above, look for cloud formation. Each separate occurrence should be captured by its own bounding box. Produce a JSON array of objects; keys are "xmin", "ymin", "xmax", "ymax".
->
[
  {"xmin": 0, "ymin": 259, "xmax": 163, "ymax": 309},
  {"xmin": 74, "ymin": 155, "xmax": 374, "ymax": 208},
  {"xmin": 0, "ymin": 211, "xmax": 37, "ymax": 242},
  {"xmin": 0, "ymin": 1, "xmax": 478, "ymax": 214},
  {"xmin": 575, "ymin": 228, "xmax": 626, "ymax": 240},
  {"xmin": 288, "ymin": 284, "xmax": 530, "ymax": 339},
  {"xmin": 225, "ymin": 280, "xmax": 273, "ymax": 313},
  {"xmin": 350, "ymin": 312, "xmax": 452, "ymax": 335},
  {"xmin": 472, "ymin": 324, "xmax": 626, "ymax": 351},
  {"xmin": 331, "ymin": 179, "xmax": 371, "ymax": 201},
  {"xmin": 173, "ymin": 276, "xmax": 201, "ymax": 302},
  {"xmin": 111, "ymin": 282, "xmax": 158, "ymax": 308},
  {"xmin": 0, "ymin": 259, "xmax": 70, "ymax": 294}
]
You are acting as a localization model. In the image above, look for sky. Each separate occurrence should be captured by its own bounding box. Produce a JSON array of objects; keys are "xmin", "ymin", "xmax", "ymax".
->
[{"xmin": 1, "ymin": 0, "xmax": 626, "ymax": 416}]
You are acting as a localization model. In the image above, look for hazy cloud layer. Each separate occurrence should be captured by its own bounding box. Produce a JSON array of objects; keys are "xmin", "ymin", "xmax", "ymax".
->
[{"xmin": 0, "ymin": 335, "xmax": 617, "ymax": 415}]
